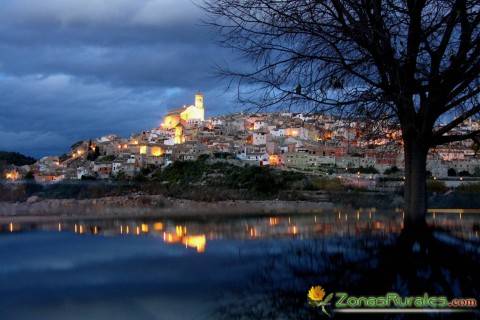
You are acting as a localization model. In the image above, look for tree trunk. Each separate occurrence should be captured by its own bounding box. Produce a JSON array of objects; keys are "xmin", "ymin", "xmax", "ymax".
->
[{"xmin": 403, "ymin": 138, "xmax": 428, "ymax": 233}]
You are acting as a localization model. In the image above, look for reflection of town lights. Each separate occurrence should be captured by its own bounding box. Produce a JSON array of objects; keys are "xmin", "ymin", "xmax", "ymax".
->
[
  {"xmin": 126, "ymin": 226, "xmax": 130, "ymax": 234},
  {"xmin": 290, "ymin": 226, "xmax": 298, "ymax": 235},
  {"xmin": 141, "ymin": 224, "xmax": 149, "ymax": 233},
  {"xmin": 153, "ymin": 222, "xmax": 163, "ymax": 231},
  {"xmin": 176, "ymin": 226, "xmax": 186, "ymax": 237},
  {"xmin": 58, "ymin": 223, "xmax": 62, "ymax": 232},
  {"xmin": 269, "ymin": 217, "xmax": 278, "ymax": 226},
  {"xmin": 74, "ymin": 224, "xmax": 78, "ymax": 233},
  {"xmin": 9, "ymin": 222, "xmax": 13, "ymax": 233},
  {"xmin": 182, "ymin": 235, "xmax": 206, "ymax": 253},
  {"xmin": 163, "ymin": 232, "xmax": 181, "ymax": 243},
  {"xmin": 79, "ymin": 225, "xmax": 84, "ymax": 234},
  {"xmin": 120, "ymin": 225, "xmax": 123, "ymax": 234},
  {"xmin": 93, "ymin": 226, "xmax": 98, "ymax": 235},
  {"xmin": 136, "ymin": 226, "xmax": 140, "ymax": 235}
]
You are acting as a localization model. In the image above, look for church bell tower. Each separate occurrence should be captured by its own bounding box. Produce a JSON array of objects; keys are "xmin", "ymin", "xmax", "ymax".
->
[{"xmin": 195, "ymin": 92, "xmax": 204, "ymax": 110}]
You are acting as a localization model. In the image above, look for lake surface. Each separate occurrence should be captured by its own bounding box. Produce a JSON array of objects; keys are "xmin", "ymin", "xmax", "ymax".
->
[{"xmin": 0, "ymin": 210, "xmax": 478, "ymax": 320}]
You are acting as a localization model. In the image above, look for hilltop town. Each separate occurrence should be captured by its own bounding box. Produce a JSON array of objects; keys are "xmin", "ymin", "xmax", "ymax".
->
[{"xmin": 3, "ymin": 92, "xmax": 480, "ymax": 185}]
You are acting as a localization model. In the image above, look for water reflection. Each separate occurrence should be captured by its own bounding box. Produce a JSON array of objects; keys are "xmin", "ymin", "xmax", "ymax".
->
[
  {"xmin": 1, "ymin": 209, "xmax": 479, "ymax": 253},
  {"xmin": 0, "ymin": 211, "xmax": 479, "ymax": 320}
]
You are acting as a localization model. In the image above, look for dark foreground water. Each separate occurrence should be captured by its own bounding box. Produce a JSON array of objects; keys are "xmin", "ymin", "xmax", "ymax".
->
[{"xmin": 0, "ymin": 210, "xmax": 479, "ymax": 320}]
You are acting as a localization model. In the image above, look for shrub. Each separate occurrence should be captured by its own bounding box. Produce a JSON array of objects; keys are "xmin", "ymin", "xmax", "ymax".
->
[
  {"xmin": 97, "ymin": 155, "xmax": 116, "ymax": 162},
  {"xmin": 474, "ymin": 167, "xmax": 480, "ymax": 177},
  {"xmin": 152, "ymin": 160, "xmax": 207, "ymax": 184},
  {"xmin": 213, "ymin": 152, "xmax": 234, "ymax": 159},
  {"xmin": 134, "ymin": 173, "xmax": 148, "ymax": 182},
  {"xmin": 81, "ymin": 175, "xmax": 97, "ymax": 181},
  {"xmin": 0, "ymin": 182, "xmax": 43, "ymax": 202},
  {"xmin": 113, "ymin": 171, "xmax": 129, "ymax": 181},
  {"xmin": 87, "ymin": 146, "xmax": 101, "ymax": 161},
  {"xmin": 24, "ymin": 171, "xmax": 35, "ymax": 180},
  {"xmin": 458, "ymin": 170, "xmax": 471, "ymax": 177},
  {"xmin": 226, "ymin": 165, "xmax": 282, "ymax": 194},
  {"xmin": 347, "ymin": 166, "xmax": 379, "ymax": 174},
  {"xmin": 307, "ymin": 177, "xmax": 345, "ymax": 192},
  {"xmin": 456, "ymin": 183, "xmax": 480, "ymax": 193},
  {"xmin": 152, "ymin": 159, "xmax": 305, "ymax": 195},
  {"xmin": 384, "ymin": 166, "xmax": 400, "ymax": 175},
  {"xmin": 427, "ymin": 180, "xmax": 448, "ymax": 193}
]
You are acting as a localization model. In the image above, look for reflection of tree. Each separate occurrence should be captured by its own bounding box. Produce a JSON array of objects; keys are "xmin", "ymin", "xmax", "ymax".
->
[{"xmin": 214, "ymin": 233, "xmax": 479, "ymax": 319}]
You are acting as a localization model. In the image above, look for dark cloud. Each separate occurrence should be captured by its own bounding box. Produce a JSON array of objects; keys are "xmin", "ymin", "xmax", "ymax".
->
[{"xmin": 0, "ymin": 0, "xmax": 241, "ymax": 157}]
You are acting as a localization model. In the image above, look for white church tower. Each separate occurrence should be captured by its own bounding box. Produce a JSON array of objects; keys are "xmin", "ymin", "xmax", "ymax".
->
[
  {"xmin": 195, "ymin": 92, "xmax": 204, "ymax": 110},
  {"xmin": 188, "ymin": 91, "xmax": 204, "ymax": 122}
]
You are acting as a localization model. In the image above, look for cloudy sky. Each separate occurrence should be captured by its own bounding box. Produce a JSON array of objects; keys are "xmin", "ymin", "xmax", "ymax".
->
[{"xmin": 0, "ymin": 0, "xmax": 242, "ymax": 157}]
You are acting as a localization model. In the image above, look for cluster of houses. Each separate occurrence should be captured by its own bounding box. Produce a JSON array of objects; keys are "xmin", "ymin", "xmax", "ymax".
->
[{"xmin": 3, "ymin": 93, "xmax": 480, "ymax": 183}]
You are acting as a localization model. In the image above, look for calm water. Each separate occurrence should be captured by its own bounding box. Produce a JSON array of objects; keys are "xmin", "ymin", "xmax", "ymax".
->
[{"xmin": 0, "ymin": 210, "xmax": 478, "ymax": 320}]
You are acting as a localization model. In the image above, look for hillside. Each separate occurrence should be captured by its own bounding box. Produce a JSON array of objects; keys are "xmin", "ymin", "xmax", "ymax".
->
[{"xmin": 0, "ymin": 151, "xmax": 36, "ymax": 166}]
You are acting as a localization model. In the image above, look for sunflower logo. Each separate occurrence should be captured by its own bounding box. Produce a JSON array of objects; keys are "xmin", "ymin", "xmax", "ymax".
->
[{"xmin": 308, "ymin": 285, "xmax": 333, "ymax": 317}]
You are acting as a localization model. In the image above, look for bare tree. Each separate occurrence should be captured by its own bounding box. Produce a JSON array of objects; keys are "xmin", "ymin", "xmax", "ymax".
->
[{"xmin": 203, "ymin": 0, "xmax": 480, "ymax": 232}]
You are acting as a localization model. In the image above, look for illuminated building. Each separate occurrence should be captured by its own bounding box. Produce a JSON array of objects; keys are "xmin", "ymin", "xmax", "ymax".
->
[
  {"xmin": 151, "ymin": 146, "xmax": 163, "ymax": 157},
  {"xmin": 161, "ymin": 92, "xmax": 205, "ymax": 131},
  {"xmin": 5, "ymin": 170, "xmax": 20, "ymax": 181},
  {"xmin": 160, "ymin": 93, "xmax": 205, "ymax": 145},
  {"xmin": 139, "ymin": 145, "xmax": 164, "ymax": 157},
  {"xmin": 268, "ymin": 154, "xmax": 281, "ymax": 166},
  {"xmin": 174, "ymin": 124, "xmax": 185, "ymax": 144}
]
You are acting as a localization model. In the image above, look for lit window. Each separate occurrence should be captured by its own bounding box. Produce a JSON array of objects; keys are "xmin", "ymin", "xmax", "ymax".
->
[{"xmin": 151, "ymin": 147, "xmax": 163, "ymax": 157}]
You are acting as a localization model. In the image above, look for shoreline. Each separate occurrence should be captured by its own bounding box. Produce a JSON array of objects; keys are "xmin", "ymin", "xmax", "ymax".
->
[
  {"xmin": 0, "ymin": 194, "xmax": 337, "ymax": 224},
  {"xmin": 2, "ymin": 193, "xmax": 475, "ymax": 224}
]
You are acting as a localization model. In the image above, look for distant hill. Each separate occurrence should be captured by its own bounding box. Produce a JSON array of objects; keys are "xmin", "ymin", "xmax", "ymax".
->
[{"xmin": 0, "ymin": 151, "xmax": 36, "ymax": 166}]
